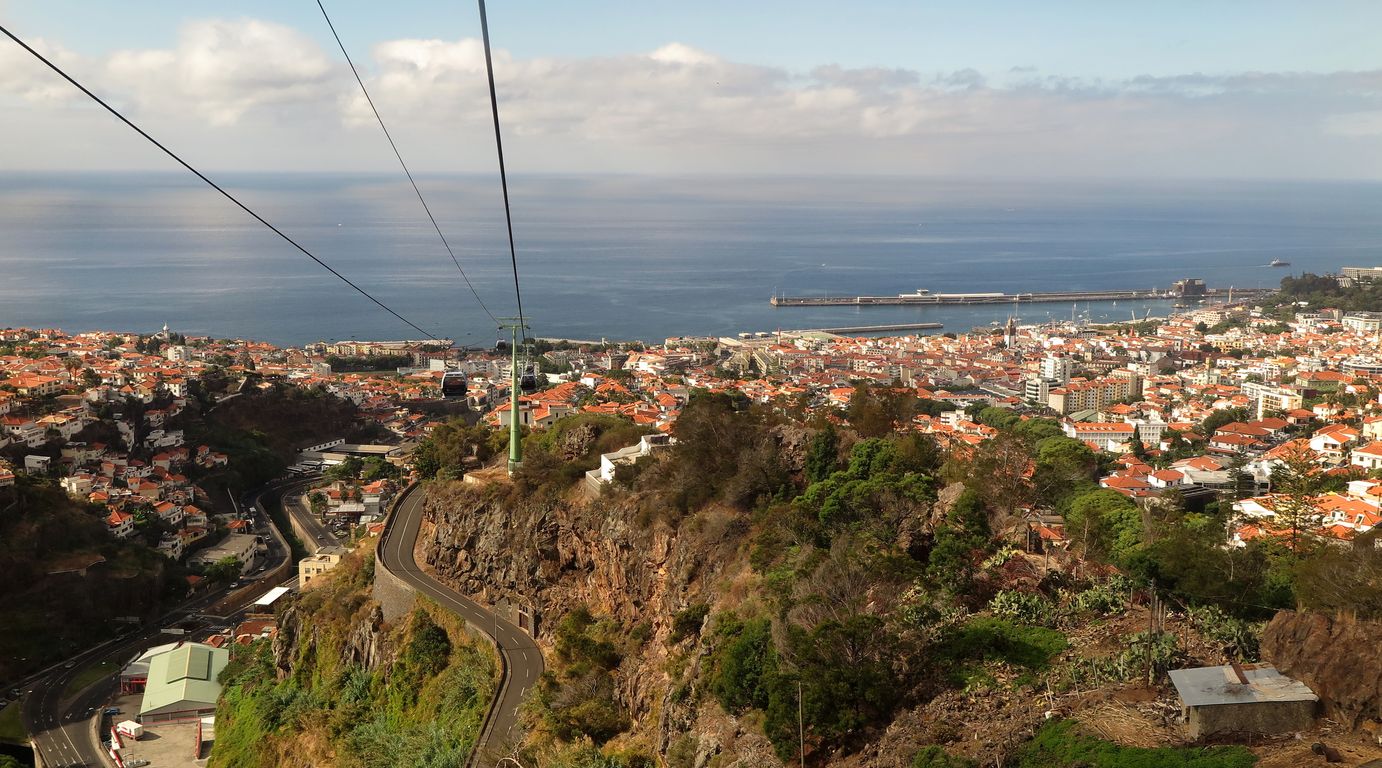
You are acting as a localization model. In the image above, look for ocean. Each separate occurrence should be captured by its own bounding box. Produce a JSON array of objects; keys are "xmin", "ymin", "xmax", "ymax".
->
[{"xmin": 3, "ymin": 173, "xmax": 1381, "ymax": 346}]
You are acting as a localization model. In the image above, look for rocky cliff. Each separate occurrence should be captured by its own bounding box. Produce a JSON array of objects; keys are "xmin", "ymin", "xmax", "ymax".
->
[
  {"xmin": 1262, "ymin": 610, "xmax": 1382, "ymax": 728},
  {"xmin": 416, "ymin": 480, "xmax": 780, "ymax": 764}
]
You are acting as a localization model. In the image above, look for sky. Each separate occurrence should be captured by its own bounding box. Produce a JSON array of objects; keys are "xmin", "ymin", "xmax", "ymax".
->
[{"xmin": 3, "ymin": 1, "xmax": 1382, "ymax": 179}]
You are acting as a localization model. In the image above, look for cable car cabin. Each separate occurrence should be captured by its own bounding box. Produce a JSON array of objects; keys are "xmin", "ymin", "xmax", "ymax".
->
[
  {"xmin": 520, "ymin": 365, "xmax": 538, "ymax": 394},
  {"xmin": 440, "ymin": 371, "xmax": 468, "ymax": 399}
]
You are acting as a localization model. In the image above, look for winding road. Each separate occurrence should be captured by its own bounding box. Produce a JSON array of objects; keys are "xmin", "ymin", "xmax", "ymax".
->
[
  {"xmin": 377, "ymin": 485, "xmax": 544, "ymax": 766},
  {"xmin": 280, "ymin": 476, "xmax": 341, "ymax": 553}
]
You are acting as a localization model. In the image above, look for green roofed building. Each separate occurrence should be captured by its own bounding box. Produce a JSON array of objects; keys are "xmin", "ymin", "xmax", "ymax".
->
[{"xmin": 137, "ymin": 642, "xmax": 230, "ymax": 723}]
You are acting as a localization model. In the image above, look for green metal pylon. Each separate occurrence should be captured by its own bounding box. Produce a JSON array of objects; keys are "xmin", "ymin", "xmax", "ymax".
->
[{"xmin": 498, "ymin": 318, "xmax": 529, "ymax": 475}]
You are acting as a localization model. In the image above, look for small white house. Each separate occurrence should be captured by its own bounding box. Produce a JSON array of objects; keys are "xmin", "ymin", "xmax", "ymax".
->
[
  {"xmin": 588, "ymin": 434, "xmax": 674, "ymax": 485},
  {"xmin": 1351, "ymin": 441, "xmax": 1382, "ymax": 472}
]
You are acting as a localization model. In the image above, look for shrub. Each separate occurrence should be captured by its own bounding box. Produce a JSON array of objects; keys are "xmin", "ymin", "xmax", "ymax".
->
[
  {"xmin": 912, "ymin": 746, "xmax": 977, "ymax": 768},
  {"xmin": 1014, "ymin": 719, "xmax": 1256, "ymax": 768},
  {"xmin": 1062, "ymin": 630, "xmax": 1185, "ymax": 688},
  {"xmin": 1186, "ymin": 605, "xmax": 1262, "ymax": 662},
  {"xmin": 555, "ymin": 606, "xmax": 622, "ymax": 675},
  {"xmin": 708, "ymin": 615, "xmax": 776, "ymax": 713},
  {"xmin": 989, "ymin": 590, "xmax": 1056, "ymax": 627},
  {"xmin": 670, "ymin": 603, "xmax": 710, "ymax": 644},
  {"xmin": 1070, "ymin": 576, "xmax": 1134, "ymax": 617},
  {"xmin": 938, "ymin": 617, "xmax": 1067, "ymax": 688}
]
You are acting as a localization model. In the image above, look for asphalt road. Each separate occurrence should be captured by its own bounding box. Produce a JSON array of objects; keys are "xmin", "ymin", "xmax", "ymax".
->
[
  {"xmin": 21, "ymin": 587, "xmax": 226, "ymax": 768},
  {"xmin": 281, "ymin": 478, "xmax": 343, "ymax": 553},
  {"xmin": 378, "ymin": 486, "xmax": 544, "ymax": 766},
  {"xmin": 16, "ymin": 478, "xmax": 299, "ymax": 767}
]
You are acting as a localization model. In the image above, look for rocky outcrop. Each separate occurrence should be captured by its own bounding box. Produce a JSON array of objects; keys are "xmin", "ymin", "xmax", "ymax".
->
[
  {"xmin": 342, "ymin": 603, "xmax": 388, "ymax": 670},
  {"xmin": 416, "ymin": 481, "xmax": 750, "ymax": 748},
  {"xmin": 272, "ymin": 602, "xmax": 302, "ymax": 678},
  {"xmin": 274, "ymin": 599, "xmax": 394, "ymax": 680},
  {"xmin": 1262, "ymin": 610, "xmax": 1382, "ymax": 727}
]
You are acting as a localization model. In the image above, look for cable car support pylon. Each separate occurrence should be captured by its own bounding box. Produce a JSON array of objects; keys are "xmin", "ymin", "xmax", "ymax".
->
[{"xmin": 498, "ymin": 317, "xmax": 529, "ymax": 475}]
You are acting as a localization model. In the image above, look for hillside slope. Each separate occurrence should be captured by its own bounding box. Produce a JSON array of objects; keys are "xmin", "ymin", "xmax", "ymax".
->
[{"xmin": 211, "ymin": 547, "xmax": 496, "ymax": 768}]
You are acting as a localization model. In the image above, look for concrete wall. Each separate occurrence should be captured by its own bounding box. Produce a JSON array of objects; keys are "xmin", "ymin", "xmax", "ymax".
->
[
  {"xmin": 1189, "ymin": 700, "xmax": 1317, "ymax": 739},
  {"xmin": 372, "ymin": 560, "xmax": 417, "ymax": 623},
  {"xmin": 282, "ymin": 500, "xmax": 319, "ymax": 554}
]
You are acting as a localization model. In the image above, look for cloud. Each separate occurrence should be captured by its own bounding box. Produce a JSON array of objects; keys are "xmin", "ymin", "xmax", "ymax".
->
[
  {"xmin": 0, "ymin": 34, "xmax": 86, "ymax": 103},
  {"xmin": 105, "ymin": 18, "xmax": 339, "ymax": 125},
  {"xmin": 2, "ymin": 18, "xmax": 1382, "ymax": 178},
  {"xmin": 935, "ymin": 68, "xmax": 985, "ymax": 90},
  {"xmin": 648, "ymin": 42, "xmax": 718, "ymax": 67}
]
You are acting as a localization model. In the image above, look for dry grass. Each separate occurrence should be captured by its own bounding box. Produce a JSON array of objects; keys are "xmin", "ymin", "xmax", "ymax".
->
[{"xmin": 1074, "ymin": 702, "xmax": 1179, "ymax": 749}]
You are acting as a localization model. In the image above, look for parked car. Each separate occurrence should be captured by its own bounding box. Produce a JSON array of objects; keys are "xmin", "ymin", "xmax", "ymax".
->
[{"xmin": 104, "ymin": 707, "xmax": 121, "ymax": 716}]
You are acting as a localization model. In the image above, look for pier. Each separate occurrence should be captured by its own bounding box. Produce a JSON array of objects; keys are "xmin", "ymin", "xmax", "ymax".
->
[
  {"xmin": 770, "ymin": 283, "xmax": 1270, "ymax": 307},
  {"xmin": 802, "ymin": 322, "xmax": 944, "ymax": 334}
]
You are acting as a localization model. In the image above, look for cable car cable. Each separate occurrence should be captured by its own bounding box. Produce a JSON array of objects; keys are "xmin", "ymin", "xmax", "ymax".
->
[
  {"xmin": 316, "ymin": 0, "xmax": 499, "ymax": 327},
  {"xmin": 477, "ymin": 0, "xmax": 526, "ymax": 332},
  {"xmin": 0, "ymin": 22, "xmax": 440, "ymax": 342}
]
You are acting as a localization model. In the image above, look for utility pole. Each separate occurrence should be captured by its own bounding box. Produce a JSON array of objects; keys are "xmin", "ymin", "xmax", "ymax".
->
[
  {"xmin": 498, "ymin": 318, "xmax": 529, "ymax": 475},
  {"xmin": 1146, "ymin": 578, "xmax": 1157, "ymax": 687}
]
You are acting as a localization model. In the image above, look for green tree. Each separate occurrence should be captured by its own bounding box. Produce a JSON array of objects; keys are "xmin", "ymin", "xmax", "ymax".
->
[
  {"xmin": 805, "ymin": 424, "xmax": 840, "ymax": 484},
  {"xmin": 976, "ymin": 406, "xmax": 1019, "ymax": 429},
  {"xmin": 1031, "ymin": 436, "xmax": 1099, "ymax": 506},
  {"xmin": 1295, "ymin": 531, "xmax": 1382, "ymax": 618},
  {"xmin": 709, "ymin": 616, "xmax": 777, "ymax": 713},
  {"xmin": 327, "ymin": 456, "xmax": 363, "ymax": 480},
  {"xmin": 204, "ymin": 555, "xmax": 242, "ymax": 584},
  {"xmin": 361, "ymin": 457, "xmax": 400, "ymax": 482},
  {"xmin": 1200, "ymin": 408, "xmax": 1249, "ymax": 438},
  {"xmin": 1012, "ymin": 417, "xmax": 1064, "ymax": 443},
  {"xmin": 848, "ymin": 384, "xmax": 894, "ymax": 437},
  {"xmin": 927, "ymin": 489, "xmax": 991, "ymax": 596},
  {"xmin": 1269, "ymin": 446, "xmax": 1324, "ymax": 554},
  {"xmin": 1065, "ymin": 489, "xmax": 1144, "ymax": 563},
  {"xmin": 1129, "ymin": 424, "xmax": 1148, "ymax": 461}
]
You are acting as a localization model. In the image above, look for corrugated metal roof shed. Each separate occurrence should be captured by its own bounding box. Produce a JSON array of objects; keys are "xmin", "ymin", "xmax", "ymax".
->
[
  {"xmin": 1169, "ymin": 663, "xmax": 1317, "ymax": 708},
  {"xmin": 137, "ymin": 642, "xmax": 229, "ymax": 719}
]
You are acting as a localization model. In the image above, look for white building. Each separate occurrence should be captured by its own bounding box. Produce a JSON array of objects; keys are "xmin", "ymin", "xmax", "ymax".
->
[
  {"xmin": 1062, "ymin": 422, "xmax": 1135, "ymax": 452},
  {"xmin": 1023, "ymin": 377, "xmax": 1054, "ymax": 406},
  {"xmin": 187, "ymin": 533, "xmax": 259, "ymax": 575},
  {"xmin": 1342, "ymin": 312, "xmax": 1382, "ymax": 333},
  {"xmin": 1040, "ymin": 354, "xmax": 1072, "ymax": 383},
  {"xmin": 1242, "ymin": 381, "xmax": 1305, "ymax": 419},
  {"xmin": 1342, "ymin": 356, "xmax": 1382, "ymax": 377},
  {"xmin": 1351, "ymin": 441, "xmax": 1382, "ymax": 472},
  {"xmin": 299, "ymin": 547, "xmax": 345, "ymax": 586},
  {"xmin": 60, "ymin": 474, "xmax": 94, "ymax": 496},
  {"xmin": 586, "ymin": 434, "xmax": 674, "ymax": 485}
]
